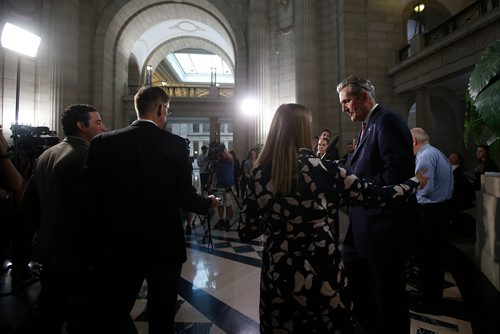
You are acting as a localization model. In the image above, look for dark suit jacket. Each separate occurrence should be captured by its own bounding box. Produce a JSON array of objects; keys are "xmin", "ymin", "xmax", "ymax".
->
[
  {"xmin": 345, "ymin": 105, "xmax": 416, "ymax": 260},
  {"xmin": 81, "ymin": 121, "xmax": 211, "ymax": 264}
]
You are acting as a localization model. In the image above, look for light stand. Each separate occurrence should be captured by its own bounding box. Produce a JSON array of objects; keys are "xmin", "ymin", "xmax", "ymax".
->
[
  {"xmin": 13, "ymin": 58, "xmax": 20, "ymax": 167},
  {"xmin": 1, "ymin": 23, "xmax": 41, "ymax": 168}
]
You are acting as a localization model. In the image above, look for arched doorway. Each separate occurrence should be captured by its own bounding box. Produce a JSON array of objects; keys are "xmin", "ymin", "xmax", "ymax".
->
[{"xmin": 91, "ymin": 0, "xmax": 247, "ymax": 130}]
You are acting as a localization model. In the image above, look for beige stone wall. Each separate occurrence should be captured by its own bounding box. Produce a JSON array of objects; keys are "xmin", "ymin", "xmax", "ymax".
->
[
  {"xmin": 318, "ymin": 0, "xmax": 340, "ymax": 140},
  {"xmin": 477, "ymin": 175, "xmax": 500, "ymax": 291},
  {"xmin": 269, "ymin": 0, "xmax": 296, "ymax": 110}
]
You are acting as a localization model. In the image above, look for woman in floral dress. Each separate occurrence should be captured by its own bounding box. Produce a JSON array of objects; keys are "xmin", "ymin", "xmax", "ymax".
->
[{"xmin": 239, "ymin": 103, "xmax": 426, "ymax": 333}]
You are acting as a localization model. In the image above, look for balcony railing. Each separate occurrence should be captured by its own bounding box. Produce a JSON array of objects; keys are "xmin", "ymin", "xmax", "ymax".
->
[
  {"xmin": 398, "ymin": 0, "xmax": 499, "ymax": 61},
  {"xmin": 127, "ymin": 85, "xmax": 234, "ymax": 98}
]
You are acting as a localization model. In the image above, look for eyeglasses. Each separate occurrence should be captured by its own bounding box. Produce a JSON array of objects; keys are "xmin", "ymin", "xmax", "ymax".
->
[{"xmin": 162, "ymin": 104, "xmax": 173, "ymax": 116}]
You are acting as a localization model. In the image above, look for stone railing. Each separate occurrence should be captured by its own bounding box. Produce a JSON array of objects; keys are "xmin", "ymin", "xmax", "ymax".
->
[
  {"xmin": 127, "ymin": 85, "xmax": 233, "ymax": 98},
  {"xmin": 398, "ymin": 0, "xmax": 499, "ymax": 61}
]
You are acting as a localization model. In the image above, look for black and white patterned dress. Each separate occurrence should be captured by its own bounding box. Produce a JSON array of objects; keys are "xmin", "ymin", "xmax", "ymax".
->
[{"xmin": 239, "ymin": 149, "xmax": 419, "ymax": 333}]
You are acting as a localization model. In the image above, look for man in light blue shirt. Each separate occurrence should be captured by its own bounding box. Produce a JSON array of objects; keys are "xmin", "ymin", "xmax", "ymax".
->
[
  {"xmin": 410, "ymin": 127, "xmax": 454, "ymax": 314},
  {"xmin": 413, "ymin": 131, "xmax": 454, "ymax": 204}
]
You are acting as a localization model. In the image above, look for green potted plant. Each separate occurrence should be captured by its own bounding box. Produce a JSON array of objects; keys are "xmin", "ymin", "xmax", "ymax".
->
[{"xmin": 465, "ymin": 40, "xmax": 500, "ymax": 154}]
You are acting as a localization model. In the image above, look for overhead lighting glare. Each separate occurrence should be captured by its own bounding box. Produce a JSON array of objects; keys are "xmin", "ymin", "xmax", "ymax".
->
[
  {"xmin": 414, "ymin": 3, "xmax": 425, "ymax": 13},
  {"xmin": 240, "ymin": 97, "xmax": 259, "ymax": 117}
]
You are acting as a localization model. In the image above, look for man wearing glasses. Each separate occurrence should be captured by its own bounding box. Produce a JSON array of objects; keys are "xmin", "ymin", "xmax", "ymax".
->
[{"xmin": 79, "ymin": 86, "xmax": 218, "ymax": 333}]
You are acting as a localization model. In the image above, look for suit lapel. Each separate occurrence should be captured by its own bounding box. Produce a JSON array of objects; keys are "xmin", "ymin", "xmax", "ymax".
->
[
  {"xmin": 349, "ymin": 105, "xmax": 382, "ymax": 165},
  {"xmin": 350, "ymin": 136, "xmax": 364, "ymax": 165}
]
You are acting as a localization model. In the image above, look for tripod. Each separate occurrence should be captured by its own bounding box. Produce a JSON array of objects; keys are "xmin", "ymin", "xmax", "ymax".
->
[
  {"xmin": 208, "ymin": 157, "xmax": 242, "ymax": 230},
  {"xmin": 192, "ymin": 212, "xmax": 216, "ymax": 252},
  {"xmin": 190, "ymin": 189, "xmax": 216, "ymax": 252},
  {"xmin": 192, "ymin": 156, "xmax": 241, "ymax": 247}
]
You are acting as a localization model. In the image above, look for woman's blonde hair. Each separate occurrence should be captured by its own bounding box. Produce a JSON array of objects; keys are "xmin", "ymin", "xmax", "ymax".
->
[{"xmin": 256, "ymin": 103, "xmax": 312, "ymax": 196}]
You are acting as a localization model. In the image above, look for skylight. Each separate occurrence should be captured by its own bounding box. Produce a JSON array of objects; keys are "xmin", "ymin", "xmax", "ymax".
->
[{"xmin": 167, "ymin": 51, "xmax": 234, "ymax": 84}]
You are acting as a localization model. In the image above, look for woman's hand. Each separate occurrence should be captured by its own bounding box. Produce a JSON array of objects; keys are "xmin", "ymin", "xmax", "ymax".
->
[{"xmin": 415, "ymin": 169, "xmax": 428, "ymax": 189}]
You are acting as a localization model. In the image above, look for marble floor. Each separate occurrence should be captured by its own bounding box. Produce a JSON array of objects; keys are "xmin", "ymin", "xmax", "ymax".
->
[{"xmin": 0, "ymin": 211, "xmax": 490, "ymax": 334}]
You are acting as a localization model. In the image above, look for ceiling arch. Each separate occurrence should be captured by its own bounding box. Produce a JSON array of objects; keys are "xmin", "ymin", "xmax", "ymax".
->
[
  {"xmin": 91, "ymin": 0, "xmax": 248, "ymax": 127},
  {"xmin": 93, "ymin": 0, "xmax": 238, "ymax": 88},
  {"xmin": 130, "ymin": 16, "xmax": 234, "ymax": 71},
  {"xmin": 119, "ymin": 4, "xmax": 233, "ymax": 57},
  {"xmin": 143, "ymin": 35, "xmax": 235, "ymax": 79}
]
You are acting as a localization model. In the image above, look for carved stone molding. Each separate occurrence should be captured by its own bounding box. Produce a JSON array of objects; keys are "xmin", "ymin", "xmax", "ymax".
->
[{"xmin": 169, "ymin": 20, "xmax": 206, "ymax": 33}]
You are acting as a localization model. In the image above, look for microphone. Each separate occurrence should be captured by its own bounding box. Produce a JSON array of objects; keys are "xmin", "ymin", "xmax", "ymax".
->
[{"xmin": 322, "ymin": 135, "xmax": 340, "ymax": 160}]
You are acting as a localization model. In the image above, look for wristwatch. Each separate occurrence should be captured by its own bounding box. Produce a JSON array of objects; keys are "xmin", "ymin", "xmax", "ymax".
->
[{"xmin": 0, "ymin": 153, "xmax": 9, "ymax": 159}]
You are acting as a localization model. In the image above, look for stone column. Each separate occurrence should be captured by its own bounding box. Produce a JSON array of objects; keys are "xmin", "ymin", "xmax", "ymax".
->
[
  {"xmin": 294, "ymin": 0, "xmax": 319, "ymax": 129},
  {"xmin": 415, "ymin": 87, "xmax": 432, "ymax": 135},
  {"xmin": 247, "ymin": 0, "xmax": 271, "ymax": 147},
  {"xmin": 209, "ymin": 116, "xmax": 220, "ymax": 143},
  {"xmin": 47, "ymin": 0, "xmax": 80, "ymax": 135}
]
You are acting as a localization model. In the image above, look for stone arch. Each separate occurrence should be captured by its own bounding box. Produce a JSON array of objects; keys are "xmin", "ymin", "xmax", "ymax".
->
[
  {"xmin": 428, "ymin": 86, "xmax": 463, "ymax": 155},
  {"xmin": 405, "ymin": 85, "xmax": 461, "ymax": 154},
  {"xmin": 91, "ymin": 0, "xmax": 247, "ymax": 128},
  {"xmin": 401, "ymin": 1, "xmax": 452, "ymax": 43},
  {"xmin": 142, "ymin": 36, "xmax": 235, "ymax": 81},
  {"xmin": 128, "ymin": 53, "xmax": 141, "ymax": 86}
]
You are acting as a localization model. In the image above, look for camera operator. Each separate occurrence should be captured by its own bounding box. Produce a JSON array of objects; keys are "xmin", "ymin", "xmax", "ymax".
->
[{"xmin": 213, "ymin": 146, "xmax": 235, "ymax": 231}]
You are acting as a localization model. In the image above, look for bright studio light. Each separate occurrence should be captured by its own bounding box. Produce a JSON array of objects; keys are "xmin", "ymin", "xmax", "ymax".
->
[
  {"xmin": 240, "ymin": 97, "xmax": 258, "ymax": 117},
  {"xmin": 1, "ymin": 23, "xmax": 41, "ymax": 58}
]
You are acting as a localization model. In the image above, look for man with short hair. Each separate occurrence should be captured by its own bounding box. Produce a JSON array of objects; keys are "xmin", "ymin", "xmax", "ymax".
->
[
  {"xmin": 411, "ymin": 127, "xmax": 453, "ymax": 314},
  {"xmin": 197, "ymin": 145, "xmax": 209, "ymax": 191},
  {"xmin": 341, "ymin": 142, "xmax": 355, "ymax": 168},
  {"xmin": 23, "ymin": 104, "xmax": 106, "ymax": 332},
  {"xmin": 337, "ymin": 75, "xmax": 416, "ymax": 334},
  {"xmin": 319, "ymin": 129, "xmax": 340, "ymax": 159},
  {"xmin": 320, "ymin": 129, "xmax": 331, "ymax": 140},
  {"xmin": 81, "ymin": 86, "xmax": 218, "ymax": 333}
]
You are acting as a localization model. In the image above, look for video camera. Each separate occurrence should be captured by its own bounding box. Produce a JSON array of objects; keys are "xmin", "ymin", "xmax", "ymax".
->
[
  {"xmin": 207, "ymin": 141, "xmax": 226, "ymax": 161},
  {"xmin": 11, "ymin": 125, "xmax": 60, "ymax": 161}
]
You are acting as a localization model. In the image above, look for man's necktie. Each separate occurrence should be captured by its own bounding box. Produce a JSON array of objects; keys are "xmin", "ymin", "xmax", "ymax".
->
[{"xmin": 360, "ymin": 121, "xmax": 367, "ymax": 140}]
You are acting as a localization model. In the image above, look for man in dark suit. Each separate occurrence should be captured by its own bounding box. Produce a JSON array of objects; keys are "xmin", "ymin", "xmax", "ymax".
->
[
  {"xmin": 337, "ymin": 76, "xmax": 416, "ymax": 334},
  {"xmin": 80, "ymin": 86, "xmax": 218, "ymax": 334}
]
